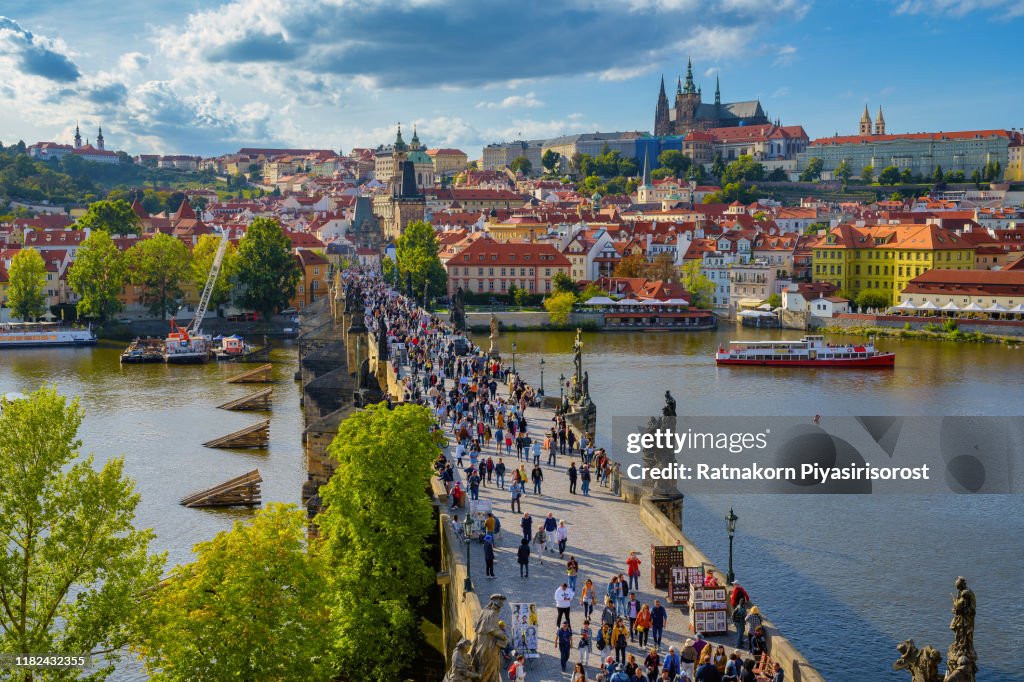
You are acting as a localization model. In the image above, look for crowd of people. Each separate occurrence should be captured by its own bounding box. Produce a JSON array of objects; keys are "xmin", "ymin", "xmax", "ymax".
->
[{"xmin": 356, "ymin": 274, "xmax": 783, "ymax": 682}]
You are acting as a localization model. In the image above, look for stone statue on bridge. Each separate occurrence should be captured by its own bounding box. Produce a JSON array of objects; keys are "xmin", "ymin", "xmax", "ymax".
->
[
  {"xmin": 469, "ymin": 594, "xmax": 509, "ymax": 682},
  {"xmin": 894, "ymin": 639, "xmax": 943, "ymax": 682},
  {"xmin": 488, "ymin": 314, "xmax": 500, "ymax": 358},
  {"xmin": 444, "ymin": 638, "xmax": 481, "ymax": 682},
  {"xmin": 663, "ymin": 390, "xmax": 677, "ymax": 417},
  {"xmin": 451, "ymin": 287, "xmax": 466, "ymax": 333},
  {"xmin": 944, "ymin": 577, "xmax": 977, "ymax": 682},
  {"xmin": 571, "ymin": 329, "xmax": 583, "ymax": 401}
]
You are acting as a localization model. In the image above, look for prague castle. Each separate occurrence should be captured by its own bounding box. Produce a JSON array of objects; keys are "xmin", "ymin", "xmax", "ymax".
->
[{"xmin": 654, "ymin": 59, "xmax": 770, "ymax": 136}]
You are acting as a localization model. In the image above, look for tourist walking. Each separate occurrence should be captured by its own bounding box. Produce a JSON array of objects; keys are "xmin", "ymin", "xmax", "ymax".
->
[
  {"xmin": 612, "ymin": 617, "xmax": 630, "ymax": 666},
  {"xmin": 662, "ymin": 646, "xmax": 681, "ymax": 680},
  {"xmin": 635, "ymin": 602, "xmax": 652, "ymax": 648},
  {"xmin": 580, "ymin": 578, "xmax": 597, "ymax": 619},
  {"xmin": 744, "ymin": 606, "xmax": 763, "ymax": 651},
  {"xmin": 531, "ymin": 463, "xmax": 544, "ymax": 495},
  {"xmin": 557, "ymin": 621, "xmax": 574, "ymax": 672},
  {"xmin": 496, "ymin": 458, "xmax": 506, "ymax": 489},
  {"xmin": 517, "ymin": 538, "xmax": 531, "ymax": 578},
  {"xmin": 484, "ymin": 534, "xmax": 496, "ymax": 578},
  {"xmin": 578, "ymin": 620, "xmax": 593, "ymax": 668},
  {"xmin": 568, "ymin": 462, "xmax": 578, "ymax": 494},
  {"xmin": 555, "ymin": 582, "xmax": 575, "ymax": 628},
  {"xmin": 510, "ymin": 482, "xmax": 522, "ymax": 512},
  {"xmin": 566, "ymin": 555, "xmax": 579, "ymax": 591},
  {"xmin": 556, "ymin": 520, "xmax": 569, "ymax": 558},
  {"xmin": 543, "ymin": 513, "xmax": 558, "ymax": 553},
  {"xmin": 580, "ymin": 464, "xmax": 591, "ymax": 496},
  {"xmin": 644, "ymin": 647, "xmax": 661, "ymax": 682},
  {"xmin": 731, "ymin": 601, "xmax": 747, "ymax": 650},
  {"xmin": 627, "ymin": 592, "xmax": 641, "ymax": 641},
  {"xmin": 572, "ymin": 661, "xmax": 588, "ymax": 682},
  {"xmin": 520, "ymin": 512, "xmax": 532, "ymax": 541},
  {"xmin": 627, "ymin": 551, "xmax": 642, "ymax": 592}
]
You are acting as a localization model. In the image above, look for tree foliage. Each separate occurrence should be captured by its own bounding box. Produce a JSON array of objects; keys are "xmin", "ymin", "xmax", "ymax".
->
[
  {"xmin": 878, "ymin": 166, "xmax": 902, "ymax": 185},
  {"xmin": 766, "ymin": 167, "xmax": 788, "ymax": 181},
  {"xmin": 703, "ymin": 181, "xmax": 762, "ymax": 204},
  {"xmin": 68, "ymin": 230, "xmax": 127, "ymax": 320},
  {"xmin": 395, "ymin": 220, "xmax": 447, "ymax": 299},
  {"xmin": 0, "ymin": 387, "xmax": 164, "ymax": 676},
  {"xmin": 679, "ymin": 259, "xmax": 716, "ymax": 309},
  {"xmin": 855, "ymin": 290, "xmax": 890, "ymax": 310},
  {"xmin": 190, "ymin": 234, "xmax": 239, "ymax": 309},
  {"xmin": 834, "ymin": 159, "xmax": 853, "ymax": 185},
  {"xmin": 544, "ymin": 290, "xmax": 577, "ymax": 324},
  {"xmin": 76, "ymin": 199, "xmax": 141, "ymax": 235},
  {"xmin": 578, "ymin": 282, "xmax": 606, "ymax": 303},
  {"xmin": 657, "ymin": 150, "xmax": 691, "ymax": 177},
  {"xmin": 799, "ymin": 157, "xmax": 824, "ymax": 182},
  {"xmin": 237, "ymin": 217, "xmax": 301, "ymax": 319},
  {"xmin": 723, "ymin": 155, "xmax": 764, "ymax": 184},
  {"xmin": 6, "ymin": 247, "xmax": 48, "ymax": 320},
  {"xmin": 613, "ymin": 252, "xmax": 646, "ymax": 278},
  {"xmin": 646, "ymin": 252, "xmax": 678, "ymax": 281},
  {"xmin": 541, "ymin": 149, "xmax": 561, "ymax": 175},
  {"xmin": 135, "ymin": 504, "xmax": 329, "ymax": 681},
  {"xmin": 317, "ymin": 404, "xmax": 440, "ymax": 682},
  {"xmin": 552, "ymin": 271, "xmax": 577, "ymax": 294},
  {"xmin": 509, "ymin": 156, "xmax": 532, "ymax": 175},
  {"xmin": 127, "ymin": 233, "xmax": 191, "ymax": 319},
  {"xmin": 860, "ymin": 165, "xmax": 875, "ymax": 183}
]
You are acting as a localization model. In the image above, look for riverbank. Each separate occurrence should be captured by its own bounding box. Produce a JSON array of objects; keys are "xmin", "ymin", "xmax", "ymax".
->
[
  {"xmin": 820, "ymin": 323, "xmax": 1023, "ymax": 345},
  {"xmin": 98, "ymin": 318, "xmax": 297, "ymax": 341}
]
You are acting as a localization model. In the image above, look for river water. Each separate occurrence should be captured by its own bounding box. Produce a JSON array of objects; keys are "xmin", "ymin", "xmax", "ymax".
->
[{"xmin": 1, "ymin": 330, "xmax": 1021, "ymax": 680}]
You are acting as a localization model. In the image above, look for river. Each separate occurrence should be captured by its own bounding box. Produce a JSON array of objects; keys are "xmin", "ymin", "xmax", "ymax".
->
[{"xmin": 0, "ymin": 330, "xmax": 1020, "ymax": 680}]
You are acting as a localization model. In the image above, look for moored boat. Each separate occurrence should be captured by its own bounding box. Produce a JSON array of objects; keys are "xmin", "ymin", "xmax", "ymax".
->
[
  {"xmin": 715, "ymin": 335, "xmax": 895, "ymax": 368},
  {"xmin": 120, "ymin": 337, "xmax": 165, "ymax": 363},
  {"xmin": 0, "ymin": 322, "xmax": 96, "ymax": 348}
]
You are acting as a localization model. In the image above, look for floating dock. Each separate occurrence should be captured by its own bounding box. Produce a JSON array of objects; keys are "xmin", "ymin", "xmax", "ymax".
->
[{"xmin": 179, "ymin": 469, "xmax": 262, "ymax": 508}]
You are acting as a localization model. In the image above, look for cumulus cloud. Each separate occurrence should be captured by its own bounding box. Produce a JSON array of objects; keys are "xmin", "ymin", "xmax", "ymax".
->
[
  {"xmin": 476, "ymin": 92, "xmax": 544, "ymax": 109},
  {"xmin": 155, "ymin": 0, "xmax": 806, "ymax": 89},
  {"xmin": 0, "ymin": 15, "xmax": 80, "ymax": 82},
  {"xmin": 895, "ymin": 0, "xmax": 1024, "ymax": 16},
  {"xmin": 599, "ymin": 65, "xmax": 653, "ymax": 81}
]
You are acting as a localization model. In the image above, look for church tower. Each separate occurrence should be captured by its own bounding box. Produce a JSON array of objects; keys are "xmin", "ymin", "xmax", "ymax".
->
[
  {"xmin": 674, "ymin": 58, "xmax": 702, "ymax": 134},
  {"xmin": 96, "ymin": 126, "xmax": 105, "ymax": 150},
  {"xmin": 390, "ymin": 124, "xmax": 408, "ymax": 198},
  {"xmin": 874, "ymin": 107, "xmax": 886, "ymax": 135},
  {"xmin": 859, "ymin": 105, "xmax": 873, "ymax": 136},
  {"xmin": 74, "ymin": 123, "xmax": 82, "ymax": 148},
  {"xmin": 715, "ymin": 75, "xmax": 721, "ymax": 106},
  {"xmin": 654, "ymin": 76, "xmax": 671, "ymax": 136}
]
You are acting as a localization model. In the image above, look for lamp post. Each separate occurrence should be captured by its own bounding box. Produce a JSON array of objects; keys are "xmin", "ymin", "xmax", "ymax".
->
[
  {"xmin": 725, "ymin": 507, "xmax": 738, "ymax": 584},
  {"xmin": 511, "ymin": 342, "xmax": 517, "ymax": 374},
  {"xmin": 539, "ymin": 357, "xmax": 545, "ymax": 393},
  {"xmin": 558, "ymin": 373, "xmax": 566, "ymax": 407},
  {"xmin": 463, "ymin": 515, "xmax": 475, "ymax": 593}
]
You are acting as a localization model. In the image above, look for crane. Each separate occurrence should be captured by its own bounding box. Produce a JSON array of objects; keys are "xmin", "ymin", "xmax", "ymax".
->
[{"xmin": 171, "ymin": 235, "xmax": 229, "ymax": 337}]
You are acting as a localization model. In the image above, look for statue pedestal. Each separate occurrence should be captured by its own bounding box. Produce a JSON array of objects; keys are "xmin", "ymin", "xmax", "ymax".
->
[{"xmin": 648, "ymin": 491, "xmax": 684, "ymax": 531}]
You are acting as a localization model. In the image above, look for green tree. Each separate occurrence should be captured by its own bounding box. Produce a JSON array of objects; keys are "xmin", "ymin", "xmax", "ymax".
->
[
  {"xmin": 767, "ymin": 167, "xmax": 788, "ymax": 182},
  {"xmin": 799, "ymin": 157, "xmax": 824, "ymax": 182},
  {"xmin": 679, "ymin": 259, "xmax": 716, "ymax": 309},
  {"xmin": 710, "ymin": 153, "xmax": 726, "ymax": 179},
  {"xmin": 933, "ymin": 165, "xmax": 944, "ymax": 184},
  {"xmin": 578, "ymin": 282, "xmax": 606, "ymax": 302},
  {"xmin": 0, "ymin": 387, "xmax": 164, "ymax": 676},
  {"xmin": 237, "ymin": 217, "xmax": 302, "ymax": 320},
  {"xmin": 76, "ymin": 199, "xmax": 141, "ymax": 235},
  {"xmin": 317, "ymin": 404, "xmax": 440, "ymax": 682},
  {"xmin": 646, "ymin": 252, "xmax": 678, "ymax": 281},
  {"xmin": 509, "ymin": 156, "xmax": 532, "ymax": 175},
  {"xmin": 657, "ymin": 150, "xmax": 691, "ymax": 177},
  {"xmin": 513, "ymin": 287, "xmax": 529, "ymax": 307},
  {"xmin": 68, "ymin": 230, "xmax": 127, "ymax": 320},
  {"xmin": 766, "ymin": 293, "xmax": 782, "ymax": 308},
  {"xmin": 878, "ymin": 166, "xmax": 902, "ymax": 185},
  {"xmin": 552, "ymin": 271, "xmax": 577, "ymax": 294},
  {"xmin": 6, "ymin": 247, "xmax": 48, "ymax": 320},
  {"xmin": 855, "ymin": 290, "xmax": 890, "ymax": 310},
  {"xmin": 860, "ymin": 165, "xmax": 875, "ymax": 183},
  {"xmin": 723, "ymin": 155, "xmax": 764, "ymax": 183},
  {"xmin": 135, "ymin": 504, "xmax": 329, "ymax": 681},
  {"xmin": 834, "ymin": 159, "xmax": 853, "ymax": 185},
  {"xmin": 543, "ymin": 290, "xmax": 577, "ymax": 324},
  {"xmin": 971, "ymin": 169, "xmax": 982, "ymax": 188},
  {"xmin": 127, "ymin": 233, "xmax": 191, "ymax": 319},
  {"xmin": 395, "ymin": 220, "xmax": 447, "ymax": 299},
  {"xmin": 703, "ymin": 181, "xmax": 762, "ymax": 204},
  {"xmin": 541, "ymin": 149, "xmax": 561, "ymax": 175},
  {"xmin": 613, "ymin": 252, "xmax": 646, "ymax": 278},
  {"xmin": 190, "ymin": 234, "xmax": 239, "ymax": 310},
  {"xmin": 901, "ymin": 168, "xmax": 914, "ymax": 184}
]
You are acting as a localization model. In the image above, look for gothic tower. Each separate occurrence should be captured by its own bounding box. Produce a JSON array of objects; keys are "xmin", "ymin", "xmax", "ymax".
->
[
  {"xmin": 74, "ymin": 123, "xmax": 82, "ymax": 148},
  {"xmin": 859, "ymin": 105, "xmax": 873, "ymax": 136},
  {"xmin": 715, "ymin": 75, "xmax": 721, "ymax": 106},
  {"xmin": 674, "ymin": 57, "xmax": 701, "ymax": 133},
  {"xmin": 390, "ymin": 124, "xmax": 408, "ymax": 198},
  {"xmin": 654, "ymin": 76, "xmax": 671, "ymax": 136},
  {"xmin": 96, "ymin": 126, "xmax": 105, "ymax": 150},
  {"xmin": 874, "ymin": 107, "xmax": 886, "ymax": 135}
]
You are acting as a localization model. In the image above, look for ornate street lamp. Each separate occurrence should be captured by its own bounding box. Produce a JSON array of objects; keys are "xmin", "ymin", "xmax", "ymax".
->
[
  {"xmin": 463, "ymin": 515, "xmax": 475, "ymax": 592},
  {"xmin": 511, "ymin": 341, "xmax": 517, "ymax": 374},
  {"xmin": 725, "ymin": 507, "xmax": 738, "ymax": 584},
  {"xmin": 539, "ymin": 357, "xmax": 545, "ymax": 394},
  {"xmin": 558, "ymin": 373, "xmax": 566, "ymax": 409}
]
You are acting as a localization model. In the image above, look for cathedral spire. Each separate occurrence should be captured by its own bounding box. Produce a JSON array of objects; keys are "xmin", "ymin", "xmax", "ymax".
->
[
  {"xmin": 683, "ymin": 57, "xmax": 696, "ymax": 95},
  {"xmin": 74, "ymin": 122, "xmax": 82, "ymax": 148},
  {"xmin": 394, "ymin": 123, "xmax": 406, "ymax": 151},
  {"xmin": 874, "ymin": 106, "xmax": 886, "ymax": 135},
  {"xmin": 659, "ymin": 75, "xmax": 666, "ymax": 98},
  {"xmin": 859, "ymin": 105, "xmax": 872, "ymax": 136},
  {"xmin": 641, "ymin": 147, "xmax": 651, "ymax": 187},
  {"xmin": 411, "ymin": 124, "xmax": 420, "ymax": 149},
  {"xmin": 676, "ymin": 76, "xmax": 682, "ymax": 95},
  {"xmin": 715, "ymin": 75, "xmax": 721, "ymax": 105}
]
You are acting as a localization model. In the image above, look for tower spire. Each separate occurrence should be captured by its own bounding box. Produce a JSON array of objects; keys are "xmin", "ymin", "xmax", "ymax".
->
[
  {"xmin": 875, "ymin": 106, "xmax": 886, "ymax": 135},
  {"xmin": 684, "ymin": 57, "xmax": 696, "ymax": 95},
  {"xmin": 859, "ymin": 105, "xmax": 872, "ymax": 136},
  {"xmin": 642, "ymin": 147, "xmax": 651, "ymax": 187},
  {"xmin": 659, "ymin": 75, "xmax": 666, "ymax": 98},
  {"xmin": 715, "ymin": 75, "xmax": 721, "ymax": 105},
  {"xmin": 676, "ymin": 76, "xmax": 682, "ymax": 95},
  {"xmin": 74, "ymin": 121, "xmax": 82, "ymax": 148}
]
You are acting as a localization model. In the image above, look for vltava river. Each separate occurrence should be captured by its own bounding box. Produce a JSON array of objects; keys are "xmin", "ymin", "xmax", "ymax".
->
[{"xmin": 1, "ymin": 329, "xmax": 1021, "ymax": 680}]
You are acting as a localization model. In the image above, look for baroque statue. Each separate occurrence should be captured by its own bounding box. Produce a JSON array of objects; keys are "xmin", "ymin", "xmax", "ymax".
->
[
  {"xmin": 470, "ymin": 594, "xmax": 508, "ymax": 682},
  {"xmin": 894, "ymin": 639, "xmax": 942, "ymax": 682},
  {"xmin": 444, "ymin": 638, "xmax": 481, "ymax": 682},
  {"xmin": 944, "ymin": 577, "xmax": 977, "ymax": 682},
  {"xmin": 663, "ymin": 390, "xmax": 677, "ymax": 417}
]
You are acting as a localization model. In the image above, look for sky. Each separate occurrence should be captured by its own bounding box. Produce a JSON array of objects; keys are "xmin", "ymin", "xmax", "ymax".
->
[{"xmin": 1, "ymin": 0, "xmax": 1022, "ymax": 158}]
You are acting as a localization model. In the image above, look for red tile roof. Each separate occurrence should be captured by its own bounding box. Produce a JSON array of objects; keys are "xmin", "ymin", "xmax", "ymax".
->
[
  {"xmin": 449, "ymin": 237, "xmax": 570, "ymax": 267},
  {"xmin": 812, "ymin": 129, "xmax": 1020, "ymax": 146}
]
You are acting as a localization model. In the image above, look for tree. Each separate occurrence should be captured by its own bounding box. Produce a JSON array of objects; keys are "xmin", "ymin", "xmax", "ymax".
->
[
  {"xmin": 687, "ymin": 164, "xmax": 707, "ymax": 182},
  {"xmin": 860, "ymin": 165, "xmax": 875, "ymax": 183},
  {"xmin": 855, "ymin": 290, "xmax": 890, "ymax": 310},
  {"xmin": 933, "ymin": 165, "xmax": 944, "ymax": 184},
  {"xmin": 578, "ymin": 282, "xmax": 606, "ymax": 302},
  {"xmin": 799, "ymin": 157, "xmax": 824, "ymax": 182},
  {"xmin": 552, "ymin": 271, "xmax": 577, "ymax": 294},
  {"xmin": 646, "ymin": 252, "xmax": 678, "ymax": 281},
  {"xmin": 76, "ymin": 199, "xmax": 141, "ymax": 235},
  {"xmin": 541, "ymin": 149, "xmax": 561, "ymax": 175},
  {"xmin": 394, "ymin": 220, "xmax": 447, "ymax": 299},
  {"xmin": 237, "ymin": 217, "xmax": 301, "ymax": 320},
  {"xmin": 513, "ymin": 286, "xmax": 529, "ymax": 307},
  {"xmin": 6, "ymin": 247, "xmax": 48, "ymax": 320},
  {"xmin": 614, "ymin": 252, "xmax": 646, "ymax": 278},
  {"xmin": 657, "ymin": 150, "xmax": 691, "ymax": 177},
  {"xmin": 135, "ymin": 504, "xmax": 329, "ymax": 681},
  {"xmin": 723, "ymin": 155, "xmax": 764, "ymax": 183},
  {"xmin": 679, "ymin": 259, "xmax": 716, "ymax": 309},
  {"xmin": 710, "ymin": 154, "xmax": 726, "ymax": 179},
  {"xmin": 127, "ymin": 233, "xmax": 191, "ymax": 319},
  {"xmin": 317, "ymin": 404, "xmax": 440, "ymax": 682},
  {"xmin": 68, "ymin": 230, "xmax": 127, "ymax": 320},
  {"xmin": 544, "ymin": 290, "xmax": 577, "ymax": 325},
  {"xmin": 767, "ymin": 167, "xmax": 788, "ymax": 181},
  {"xmin": 971, "ymin": 169, "xmax": 982, "ymax": 188},
  {"xmin": 191, "ymin": 234, "xmax": 239, "ymax": 310},
  {"xmin": 766, "ymin": 293, "xmax": 782, "ymax": 308},
  {"xmin": 878, "ymin": 166, "xmax": 902, "ymax": 186},
  {"xmin": 834, "ymin": 159, "xmax": 853, "ymax": 185},
  {"xmin": 703, "ymin": 181, "xmax": 762, "ymax": 204},
  {"xmin": 0, "ymin": 387, "xmax": 164, "ymax": 676},
  {"xmin": 509, "ymin": 156, "xmax": 532, "ymax": 175},
  {"xmin": 901, "ymin": 168, "xmax": 914, "ymax": 184}
]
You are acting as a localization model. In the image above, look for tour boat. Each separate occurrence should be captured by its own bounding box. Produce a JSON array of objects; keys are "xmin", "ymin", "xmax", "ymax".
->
[
  {"xmin": 0, "ymin": 322, "xmax": 97, "ymax": 348},
  {"xmin": 715, "ymin": 335, "xmax": 895, "ymax": 368}
]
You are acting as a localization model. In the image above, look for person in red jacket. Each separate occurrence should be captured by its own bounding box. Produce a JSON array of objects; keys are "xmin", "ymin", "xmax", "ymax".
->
[
  {"xmin": 730, "ymin": 582, "xmax": 750, "ymax": 607},
  {"xmin": 626, "ymin": 551, "xmax": 642, "ymax": 592}
]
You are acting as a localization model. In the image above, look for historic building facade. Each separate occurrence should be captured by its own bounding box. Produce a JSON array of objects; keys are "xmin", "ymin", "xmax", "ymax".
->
[{"xmin": 654, "ymin": 59, "xmax": 770, "ymax": 136}]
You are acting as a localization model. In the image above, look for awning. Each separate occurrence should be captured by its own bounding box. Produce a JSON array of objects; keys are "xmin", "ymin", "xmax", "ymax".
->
[
  {"xmin": 1007, "ymin": 304, "xmax": 1024, "ymax": 314},
  {"xmin": 583, "ymin": 296, "xmax": 617, "ymax": 306},
  {"xmin": 917, "ymin": 301, "xmax": 939, "ymax": 311},
  {"xmin": 962, "ymin": 302, "xmax": 985, "ymax": 312},
  {"xmin": 940, "ymin": 301, "xmax": 961, "ymax": 312},
  {"xmin": 893, "ymin": 301, "xmax": 917, "ymax": 310},
  {"xmin": 736, "ymin": 298, "xmax": 763, "ymax": 309},
  {"xmin": 986, "ymin": 302, "xmax": 1008, "ymax": 312}
]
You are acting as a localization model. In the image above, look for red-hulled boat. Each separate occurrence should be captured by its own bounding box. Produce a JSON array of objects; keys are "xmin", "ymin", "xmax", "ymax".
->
[{"xmin": 715, "ymin": 335, "xmax": 895, "ymax": 368}]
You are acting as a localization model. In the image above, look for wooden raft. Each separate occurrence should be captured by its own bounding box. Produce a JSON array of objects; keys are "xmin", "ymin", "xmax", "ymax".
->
[
  {"xmin": 217, "ymin": 387, "xmax": 273, "ymax": 411},
  {"xmin": 202, "ymin": 419, "xmax": 270, "ymax": 449},
  {"xmin": 180, "ymin": 469, "xmax": 262, "ymax": 508},
  {"xmin": 226, "ymin": 363, "xmax": 273, "ymax": 384}
]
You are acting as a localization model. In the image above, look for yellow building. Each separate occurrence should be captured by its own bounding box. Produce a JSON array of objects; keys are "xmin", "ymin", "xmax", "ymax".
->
[
  {"xmin": 426, "ymin": 148, "xmax": 469, "ymax": 177},
  {"xmin": 484, "ymin": 217, "xmax": 548, "ymax": 242},
  {"xmin": 1007, "ymin": 140, "xmax": 1023, "ymax": 182},
  {"xmin": 812, "ymin": 224, "xmax": 976, "ymax": 304}
]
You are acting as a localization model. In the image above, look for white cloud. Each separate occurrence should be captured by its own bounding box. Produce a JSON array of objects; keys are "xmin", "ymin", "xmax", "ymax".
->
[
  {"xmin": 598, "ymin": 65, "xmax": 653, "ymax": 81},
  {"xmin": 703, "ymin": 66, "xmax": 720, "ymax": 77},
  {"xmin": 772, "ymin": 86, "xmax": 790, "ymax": 98},
  {"xmin": 476, "ymin": 92, "xmax": 544, "ymax": 109},
  {"xmin": 895, "ymin": 0, "xmax": 1024, "ymax": 17},
  {"xmin": 772, "ymin": 44, "xmax": 797, "ymax": 67},
  {"xmin": 118, "ymin": 51, "xmax": 149, "ymax": 73}
]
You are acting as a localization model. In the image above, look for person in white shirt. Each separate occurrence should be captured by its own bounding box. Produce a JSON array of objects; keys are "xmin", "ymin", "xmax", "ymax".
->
[
  {"xmin": 555, "ymin": 582, "xmax": 576, "ymax": 629},
  {"xmin": 555, "ymin": 520, "xmax": 569, "ymax": 559}
]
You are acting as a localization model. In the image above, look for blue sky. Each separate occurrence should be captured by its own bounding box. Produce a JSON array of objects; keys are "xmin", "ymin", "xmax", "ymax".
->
[{"xmin": 1, "ymin": 0, "xmax": 1022, "ymax": 157}]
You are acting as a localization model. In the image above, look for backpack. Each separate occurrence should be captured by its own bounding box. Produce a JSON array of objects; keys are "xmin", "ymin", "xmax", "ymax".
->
[
  {"xmin": 596, "ymin": 631, "xmax": 606, "ymax": 650},
  {"xmin": 508, "ymin": 663, "xmax": 518, "ymax": 680},
  {"xmin": 616, "ymin": 631, "xmax": 628, "ymax": 649},
  {"xmin": 493, "ymin": 516, "xmax": 501, "ymax": 533}
]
